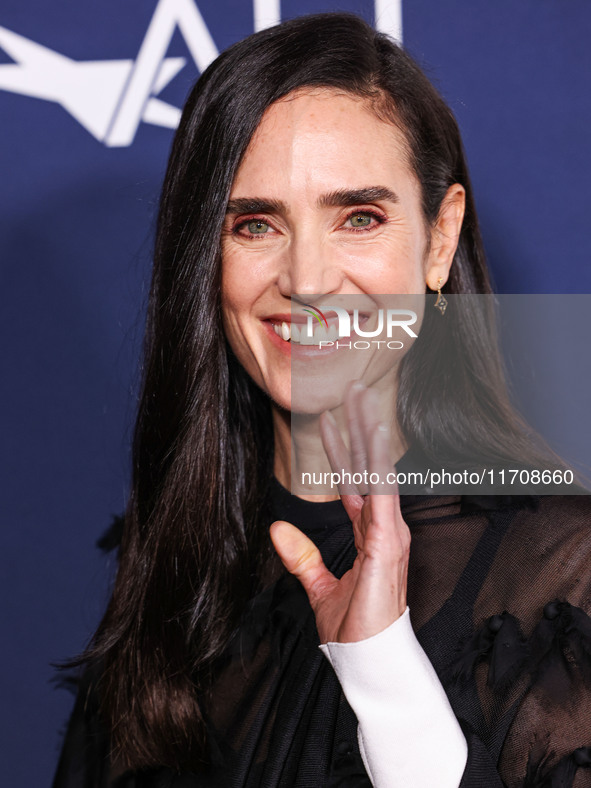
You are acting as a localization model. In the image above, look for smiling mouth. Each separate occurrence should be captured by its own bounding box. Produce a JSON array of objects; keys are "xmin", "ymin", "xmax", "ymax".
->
[{"xmin": 268, "ymin": 314, "xmax": 371, "ymax": 344}]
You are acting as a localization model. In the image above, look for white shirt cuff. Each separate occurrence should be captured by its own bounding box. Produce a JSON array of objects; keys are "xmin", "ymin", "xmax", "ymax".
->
[{"xmin": 319, "ymin": 607, "xmax": 468, "ymax": 788}]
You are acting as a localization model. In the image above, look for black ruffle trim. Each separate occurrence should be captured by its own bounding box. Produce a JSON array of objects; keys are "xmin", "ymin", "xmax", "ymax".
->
[
  {"xmin": 528, "ymin": 600, "xmax": 591, "ymax": 702},
  {"xmin": 450, "ymin": 599, "xmax": 591, "ymax": 697},
  {"xmin": 450, "ymin": 611, "xmax": 529, "ymax": 690},
  {"xmin": 525, "ymin": 742, "xmax": 591, "ymax": 787}
]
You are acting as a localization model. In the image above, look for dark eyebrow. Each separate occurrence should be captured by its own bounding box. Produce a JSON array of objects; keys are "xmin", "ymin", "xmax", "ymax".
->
[
  {"xmin": 226, "ymin": 197, "xmax": 286, "ymax": 215},
  {"xmin": 225, "ymin": 187, "xmax": 399, "ymax": 216},
  {"xmin": 317, "ymin": 187, "xmax": 399, "ymax": 208}
]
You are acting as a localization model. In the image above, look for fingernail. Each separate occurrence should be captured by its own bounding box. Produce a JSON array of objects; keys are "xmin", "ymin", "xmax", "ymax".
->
[{"xmin": 377, "ymin": 422, "xmax": 389, "ymax": 434}]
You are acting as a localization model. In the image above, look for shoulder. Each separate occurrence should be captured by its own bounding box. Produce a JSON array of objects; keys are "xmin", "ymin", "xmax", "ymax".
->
[
  {"xmin": 510, "ymin": 495, "xmax": 591, "ymax": 578},
  {"xmin": 474, "ymin": 495, "xmax": 591, "ymax": 631},
  {"xmin": 510, "ymin": 493, "xmax": 590, "ymax": 542}
]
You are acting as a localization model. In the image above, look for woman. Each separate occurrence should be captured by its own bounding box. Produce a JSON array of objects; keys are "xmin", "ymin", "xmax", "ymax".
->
[{"xmin": 53, "ymin": 12, "xmax": 591, "ymax": 788}]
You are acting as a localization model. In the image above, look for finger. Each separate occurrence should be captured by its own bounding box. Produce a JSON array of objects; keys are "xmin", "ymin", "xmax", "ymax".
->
[
  {"xmin": 361, "ymin": 422, "xmax": 408, "ymax": 550},
  {"xmin": 358, "ymin": 386, "xmax": 382, "ymax": 450},
  {"xmin": 319, "ymin": 411, "xmax": 365, "ymax": 521},
  {"xmin": 368, "ymin": 420, "xmax": 397, "ymax": 497},
  {"xmin": 348, "ymin": 427, "xmax": 392, "ymax": 546},
  {"xmin": 345, "ymin": 381, "xmax": 369, "ymax": 492},
  {"xmin": 269, "ymin": 521, "xmax": 337, "ymax": 607},
  {"xmin": 319, "ymin": 410, "xmax": 362, "ymax": 499}
]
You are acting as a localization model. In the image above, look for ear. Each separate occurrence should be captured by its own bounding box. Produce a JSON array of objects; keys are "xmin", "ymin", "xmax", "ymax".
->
[{"xmin": 425, "ymin": 183, "xmax": 466, "ymax": 290}]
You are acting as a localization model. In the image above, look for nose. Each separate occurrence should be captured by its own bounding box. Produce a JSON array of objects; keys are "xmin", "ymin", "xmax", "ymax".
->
[{"xmin": 277, "ymin": 233, "xmax": 344, "ymax": 298}]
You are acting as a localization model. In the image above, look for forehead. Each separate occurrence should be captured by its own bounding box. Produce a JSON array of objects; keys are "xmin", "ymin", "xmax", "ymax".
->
[{"xmin": 231, "ymin": 87, "xmax": 418, "ymax": 199}]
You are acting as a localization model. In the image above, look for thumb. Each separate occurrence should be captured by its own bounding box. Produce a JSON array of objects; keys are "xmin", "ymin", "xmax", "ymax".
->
[{"xmin": 270, "ymin": 520, "xmax": 336, "ymax": 606}]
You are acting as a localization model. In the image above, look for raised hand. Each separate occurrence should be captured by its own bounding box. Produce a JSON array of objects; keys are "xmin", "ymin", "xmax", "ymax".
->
[{"xmin": 270, "ymin": 382, "xmax": 411, "ymax": 644}]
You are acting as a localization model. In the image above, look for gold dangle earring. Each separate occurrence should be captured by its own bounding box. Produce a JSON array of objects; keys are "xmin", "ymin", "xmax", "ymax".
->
[{"xmin": 434, "ymin": 277, "xmax": 448, "ymax": 315}]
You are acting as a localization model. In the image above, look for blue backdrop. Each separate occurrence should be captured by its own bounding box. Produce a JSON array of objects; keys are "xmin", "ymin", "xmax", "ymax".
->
[{"xmin": 1, "ymin": 1, "xmax": 590, "ymax": 784}]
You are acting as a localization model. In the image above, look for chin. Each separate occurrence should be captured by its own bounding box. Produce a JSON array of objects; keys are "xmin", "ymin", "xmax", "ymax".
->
[
  {"xmin": 280, "ymin": 391, "xmax": 348, "ymax": 416},
  {"xmin": 264, "ymin": 385, "xmax": 321, "ymax": 416}
]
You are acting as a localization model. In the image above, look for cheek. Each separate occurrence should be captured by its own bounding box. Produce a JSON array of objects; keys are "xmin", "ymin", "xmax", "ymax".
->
[
  {"xmin": 220, "ymin": 255, "xmax": 245, "ymax": 339},
  {"xmin": 220, "ymin": 253, "xmax": 266, "ymax": 363},
  {"xmin": 349, "ymin": 237, "xmax": 428, "ymax": 294},
  {"xmin": 221, "ymin": 274, "xmax": 246, "ymax": 344},
  {"xmin": 221, "ymin": 244, "xmax": 250, "ymax": 309}
]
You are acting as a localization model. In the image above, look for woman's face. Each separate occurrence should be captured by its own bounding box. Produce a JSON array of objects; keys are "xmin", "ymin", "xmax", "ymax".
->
[{"xmin": 221, "ymin": 88, "xmax": 463, "ymax": 411}]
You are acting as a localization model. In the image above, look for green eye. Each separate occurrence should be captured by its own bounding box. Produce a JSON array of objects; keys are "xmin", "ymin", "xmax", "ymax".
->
[
  {"xmin": 349, "ymin": 213, "xmax": 372, "ymax": 228},
  {"xmin": 248, "ymin": 220, "xmax": 270, "ymax": 234}
]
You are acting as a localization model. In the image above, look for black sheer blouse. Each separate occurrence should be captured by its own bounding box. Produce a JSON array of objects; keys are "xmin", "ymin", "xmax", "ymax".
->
[{"xmin": 53, "ymin": 484, "xmax": 591, "ymax": 787}]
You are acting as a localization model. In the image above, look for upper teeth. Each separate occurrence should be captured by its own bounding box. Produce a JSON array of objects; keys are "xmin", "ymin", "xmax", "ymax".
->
[{"xmin": 272, "ymin": 321, "xmax": 339, "ymax": 344}]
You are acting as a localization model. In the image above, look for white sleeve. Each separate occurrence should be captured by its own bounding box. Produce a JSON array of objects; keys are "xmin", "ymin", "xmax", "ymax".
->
[{"xmin": 319, "ymin": 607, "xmax": 467, "ymax": 788}]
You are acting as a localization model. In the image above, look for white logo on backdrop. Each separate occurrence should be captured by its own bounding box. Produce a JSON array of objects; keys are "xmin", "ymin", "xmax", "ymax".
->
[{"xmin": 0, "ymin": 0, "xmax": 401, "ymax": 147}]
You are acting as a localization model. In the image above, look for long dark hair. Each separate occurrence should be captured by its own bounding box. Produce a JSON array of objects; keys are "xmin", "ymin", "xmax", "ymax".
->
[{"xmin": 70, "ymin": 12, "xmax": 556, "ymax": 773}]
